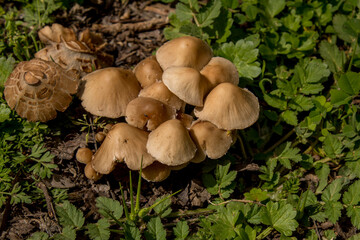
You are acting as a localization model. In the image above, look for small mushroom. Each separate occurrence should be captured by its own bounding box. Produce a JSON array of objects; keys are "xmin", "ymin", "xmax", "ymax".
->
[
  {"xmin": 92, "ymin": 123, "xmax": 155, "ymax": 174},
  {"xmin": 138, "ymin": 81, "xmax": 184, "ymax": 111},
  {"xmin": 200, "ymin": 57, "xmax": 239, "ymax": 91},
  {"xmin": 4, "ymin": 58, "xmax": 79, "ymax": 122},
  {"xmin": 194, "ymin": 83, "xmax": 260, "ymax": 130},
  {"xmin": 125, "ymin": 97, "xmax": 176, "ymax": 131},
  {"xmin": 134, "ymin": 56, "xmax": 163, "ymax": 88},
  {"xmin": 84, "ymin": 163, "xmax": 103, "ymax": 181},
  {"xmin": 146, "ymin": 119, "xmax": 197, "ymax": 166},
  {"xmin": 162, "ymin": 67, "xmax": 210, "ymax": 107},
  {"xmin": 79, "ymin": 67, "xmax": 141, "ymax": 118},
  {"xmin": 156, "ymin": 36, "xmax": 213, "ymax": 71},
  {"xmin": 76, "ymin": 147, "xmax": 93, "ymax": 164},
  {"xmin": 38, "ymin": 23, "xmax": 76, "ymax": 44},
  {"xmin": 189, "ymin": 121, "xmax": 233, "ymax": 163},
  {"xmin": 141, "ymin": 161, "xmax": 171, "ymax": 182},
  {"xmin": 95, "ymin": 132, "xmax": 106, "ymax": 142}
]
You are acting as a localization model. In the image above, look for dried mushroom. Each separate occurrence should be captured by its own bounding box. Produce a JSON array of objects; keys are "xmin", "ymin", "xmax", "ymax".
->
[
  {"xmin": 38, "ymin": 23, "xmax": 76, "ymax": 44},
  {"xmin": 80, "ymin": 67, "xmax": 141, "ymax": 118},
  {"xmin": 4, "ymin": 58, "xmax": 78, "ymax": 122}
]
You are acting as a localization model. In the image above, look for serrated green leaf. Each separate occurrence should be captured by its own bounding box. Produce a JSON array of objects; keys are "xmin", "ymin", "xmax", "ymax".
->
[
  {"xmin": 347, "ymin": 206, "xmax": 360, "ymax": 229},
  {"xmin": 0, "ymin": 56, "xmax": 15, "ymax": 87},
  {"xmin": 315, "ymin": 163, "xmax": 330, "ymax": 194},
  {"xmin": 196, "ymin": 0, "xmax": 222, "ymax": 28},
  {"xmin": 323, "ymin": 201, "xmax": 343, "ymax": 223},
  {"xmin": 263, "ymin": 94, "xmax": 287, "ymax": 110},
  {"xmin": 153, "ymin": 195, "xmax": 172, "ymax": 218},
  {"xmin": 343, "ymin": 18, "xmax": 360, "ymax": 41},
  {"xmin": 338, "ymin": 72, "xmax": 360, "ymax": 96},
  {"xmin": 323, "ymin": 134, "xmax": 343, "ymax": 159},
  {"xmin": 319, "ymin": 41, "xmax": 346, "ymax": 73},
  {"xmin": 173, "ymin": 221, "xmax": 189, "ymax": 240},
  {"xmin": 289, "ymin": 95, "xmax": 314, "ymax": 111},
  {"xmin": 330, "ymin": 89, "xmax": 352, "ymax": 106},
  {"xmin": 0, "ymin": 104, "xmax": 11, "ymax": 122},
  {"xmin": 282, "ymin": 110, "xmax": 298, "ymax": 126},
  {"xmin": 56, "ymin": 201, "xmax": 85, "ymax": 229},
  {"xmin": 304, "ymin": 59, "xmax": 330, "ymax": 83},
  {"xmin": 260, "ymin": 202, "xmax": 298, "ymax": 236},
  {"xmin": 86, "ymin": 219, "xmax": 110, "ymax": 240},
  {"xmin": 53, "ymin": 226, "xmax": 77, "ymax": 240},
  {"xmin": 144, "ymin": 217, "xmax": 166, "ymax": 240},
  {"xmin": 175, "ymin": 3, "xmax": 193, "ymax": 22},
  {"xmin": 262, "ymin": 0, "xmax": 285, "ymax": 18},
  {"xmin": 27, "ymin": 232, "xmax": 49, "ymax": 240},
  {"xmin": 343, "ymin": 180, "xmax": 360, "ymax": 206},
  {"xmin": 209, "ymin": 206, "xmax": 240, "ymax": 239},
  {"xmin": 96, "ymin": 196, "xmax": 123, "ymax": 219},
  {"xmin": 124, "ymin": 222, "xmax": 141, "ymax": 240},
  {"xmin": 244, "ymin": 188, "xmax": 269, "ymax": 202},
  {"xmin": 322, "ymin": 178, "xmax": 345, "ymax": 202},
  {"xmin": 333, "ymin": 14, "xmax": 355, "ymax": 43},
  {"xmin": 300, "ymin": 83, "xmax": 324, "ymax": 95}
]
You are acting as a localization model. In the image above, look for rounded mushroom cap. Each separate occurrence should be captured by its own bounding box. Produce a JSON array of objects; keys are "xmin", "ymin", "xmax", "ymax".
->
[
  {"xmin": 189, "ymin": 121, "xmax": 233, "ymax": 160},
  {"xmin": 194, "ymin": 83, "xmax": 260, "ymax": 130},
  {"xmin": 125, "ymin": 97, "xmax": 176, "ymax": 131},
  {"xmin": 138, "ymin": 81, "xmax": 184, "ymax": 111},
  {"xmin": 76, "ymin": 148, "xmax": 93, "ymax": 164},
  {"xmin": 92, "ymin": 123, "xmax": 155, "ymax": 174},
  {"xmin": 84, "ymin": 163, "xmax": 103, "ymax": 181},
  {"xmin": 134, "ymin": 56, "xmax": 163, "ymax": 88},
  {"xmin": 80, "ymin": 68, "xmax": 141, "ymax": 118},
  {"xmin": 141, "ymin": 161, "xmax": 171, "ymax": 182},
  {"xmin": 4, "ymin": 58, "xmax": 79, "ymax": 122},
  {"xmin": 162, "ymin": 67, "xmax": 210, "ymax": 107},
  {"xmin": 146, "ymin": 119, "xmax": 197, "ymax": 166},
  {"xmin": 156, "ymin": 36, "xmax": 213, "ymax": 71},
  {"xmin": 200, "ymin": 57, "xmax": 239, "ymax": 90},
  {"xmin": 38, "ymin": 23, "xmax": 76, "ymax": 44}
]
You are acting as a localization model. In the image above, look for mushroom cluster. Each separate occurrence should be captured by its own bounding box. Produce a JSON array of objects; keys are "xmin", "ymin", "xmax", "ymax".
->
[
  {"xmin": 80, "ymin": 36, "xmax": 260, "ymax": 182},
  {"xmin": 3, "ymin": 24, "xmax": 114, "ymax": 122}
]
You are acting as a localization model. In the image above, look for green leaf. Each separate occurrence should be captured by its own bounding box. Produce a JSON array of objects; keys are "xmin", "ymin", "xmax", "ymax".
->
[
  {"xmin": 86, "ymin": 219, "xmax": 111, "ymax": 240},
  {"xmin": 322, "ymin": 178, "xmax": 345, "ymax": 202},
  {"xmin": 319, "ymin": 41, "xmax": 346, "ymax": 73},
  {"xmin": 281, "ymin": 110, "xmax": 298, "ymax": 126},
  {"xmin": 343, "ymin": 18, "xmax": 360, "ymax": 41},
  {"xmin": 343, "ymin": 180, "xmax": 360, "ymax": 206},
  {"xmin": 323, "ymin": 201, "xmax": 343, "ymax": 223},
  {"xmin": 338, "ymin": 72, "xmax": 360, "ymax": 96},
  {"xmin": 175, "ymin": 3, "xmax": 193, "ymax": 22},
  {"xmin": 323, "ymin": 134, "xmax": 343, "ymax": 159},
  {"xmin": 124, "ymin": 222, "xmax": 141, "ymax": 240},
  {"xmin": 244, "ymin": 188, "xmax": 269, "ymax": 202},
  {"xmin": 262, "ymin": 0, "xmax": 285, "ymax": 18},
  {"xmin": 260, "ymin": 201, "xmax": 298, "ymax": 236},
  {"xmin": 0, "ymin": 56, "xmax": 15, "ymax": 87},
  {"xmin": 333, "ymin": 14, "xmax": 355, "ymax": 43},
  {"xmin": 273, "ymin": 142, "xmax": 302, "ymax": 169},
  {"xmin": 304, "ymin": 59, "xmax": 330, "ymax": 83},
  {"xmin": 346, "ymin": 206, "xmax": 360, "ymax": 228},
  {"xmin": 96, "ymin": 196, "xmax": 123, "ymax": 219},
  {"xmin": 28, "ymin": 232, "xmax": 49, "ymax": 240},
  {"xmin": 315, "ymin": 163, "xmax": 330, "ymax": 194},
  {"xmin": 0, "ymin": 104, "xmax": 11, "ymax": 122},
  {"xmin": 144, "ymin": 217, "xmax": 166, "ymax": 240},
  {"xmin": 56, "ymin": 201, "xmax": 85, "ymax": 229},
  {"xmin": 196, "ymin": 0, "xmax": 222, "ymax": 28},
  {"xmin": 263, "ymin": 94, "xmax": 287, "ymax": 110},
  {"xmin": 153, "ymin": 195, "xmax": 172, "ymax": 218},
  {"xmin": 173, "ymin": 221, "xmax": 189, "ymax": 240},
  {"xmin": 53, "ymin": 226, "xmax": 77, "ymax": 240},
  {"xmin": 289, "ymin": 95, "xmax": 314, "ymax": 111},
  {"xmin": 330, "ymin": 89, "xmax": 352, "ymax": 106}
]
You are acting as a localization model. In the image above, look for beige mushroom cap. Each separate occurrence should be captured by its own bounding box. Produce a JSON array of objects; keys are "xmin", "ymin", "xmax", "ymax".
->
[
  {"xmin": 80, "ymin": 68, "xmax": 141, "ymax": 118},
  {"xmin": 146, "ymin": 119, "xmax": 197, "ymax": 166},
  {"xmin": 125, "ymin": 97, "xmax": 176, "ymax": 131},
  {"xmin": 38, "ymin": 23, "xmax": 76, "ymax": 44},
  {"xmin": 138, "ymin": 81, "xmax": 184, "ymax": 110},
  {"xmin": 156, "ymin": 36, "xmax": 213, "ymax": 71},
  {"xmin": 92, "ymin": 123, "xmax": 155, "ymax": 174},
  {"xmin": 134, "ymin": 56, "xmax": 163, "ymax": 88},
  {"xmin": 84, "ymin": 163, "xmax": 103, "ymax": 181},
  {"xmin": 76, "ymin": 148, "xmax": 93, "ymax": 164},
  {"xmin": 141, "ymin": 161, "xmax": 171, "ymax": 182},
  {"xmin": 200, "ymin": 57, "xmax": 239, "ymax": 90},
  {"xmin": 162, "ymin": 67, "xmax": 210, "ymax": 107},
  {"xmin": 189, "ymin": 121, "xmax": 233, "ymax": 162},
  {"xmin": 194, "ymin": 83, "xmax": 260, "ymax": 130},
  {"xmin": 4, "ymin": 58, "xmax": 78, "ymax": 122}
]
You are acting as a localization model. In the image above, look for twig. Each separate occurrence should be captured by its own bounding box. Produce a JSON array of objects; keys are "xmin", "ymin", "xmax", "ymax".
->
[
  {"xmin": 89, "ymin": 116, "xmax": 98, "ymax": 151},
  {"xmin": 208, "ymin": 199, "xmax": 265, "ymax": 207},
  {"xmin": 37, "ymin": 182, "xmax": 58, "ymax": 222},
  {"xmin": 313, "ymin": 219, "xmax": 322, "ymax": 239},
  {"xmin": 264, "ymin": 128, "xmax": 295, "ymax": 154}
]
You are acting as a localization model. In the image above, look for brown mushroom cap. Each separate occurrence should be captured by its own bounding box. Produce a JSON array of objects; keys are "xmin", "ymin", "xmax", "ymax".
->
[
  {"xmin": 92, "ymin": 123, "xmax": 155, "ymax": 174},
  {"xmin": 84, "ymin": 163, "xmax": 103, "ymax": 181},
  {"xmin": 141, "ymin": 161, "xmax": 171, "ymax": 182},
  {"xmin": 134, "ymin": 56, "xmax": 163, "ymax": 88},
  {"xmin": 80, "ymin": 68, "xmax": 141, "ymax": 118},
  {"xmin": 194, "ymin": 83, "xmax": 260, "ymax": 130},
  {"xmin": 125, "ymin": 97, "xmax": 176, "ymax": 131},
  {"xmin": 38, "ymin": 23, "xmax": 76, "ymax": 44},
  {"xmin": 138, "ymin": 81, "xmax": 184, "ymax": 111},
  {"xmin": 189, "ymin": 121, "xmax": 233, "ymax": 162},
  {"xmin": 76, "ymin": 148, "xmax": 93, "ymax": 164},
  {"xmin": 4, "ymin": 58, "xmax": 78, "ymax": 122},
  {"xmin": 200, "ymin": 57, "xmax": 239, "ymax": 90},
  {"xmin": 146, "ymin": 119, "xmax": 197, "ymax": 166},
  {"xmin": 162, "ymin": 67, "xmax": 210, "ymax": 107},
  {"xmin": 156, "ymin": 36, "xmax": 213, "ymax": 71}
]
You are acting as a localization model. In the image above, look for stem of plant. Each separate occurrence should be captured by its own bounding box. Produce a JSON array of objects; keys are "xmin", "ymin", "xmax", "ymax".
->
[
  {"xmin": 237, "ymin": 133, "xmax": 248, "ymax": 160},
  {"xmin": 129, "ymin": 171, "xmax": 135, "ymax": 221},
  {"xmin": 264, "ymin": 128, "xmax": 295, "ymax": 154},
  {"xmin": 347, "ymin": 36, "xmax": 358, "ymax": 72},
  {"xmin": 119, "ymin": 182, "xmax": 130, "ymax": 220},
  {"xmin": 135, "ymin": 157, "xmax": 143, "ymax": 215},
  {"xmin": 256, "ymin": 227, "xmax": 273, "ymax": 239}
]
